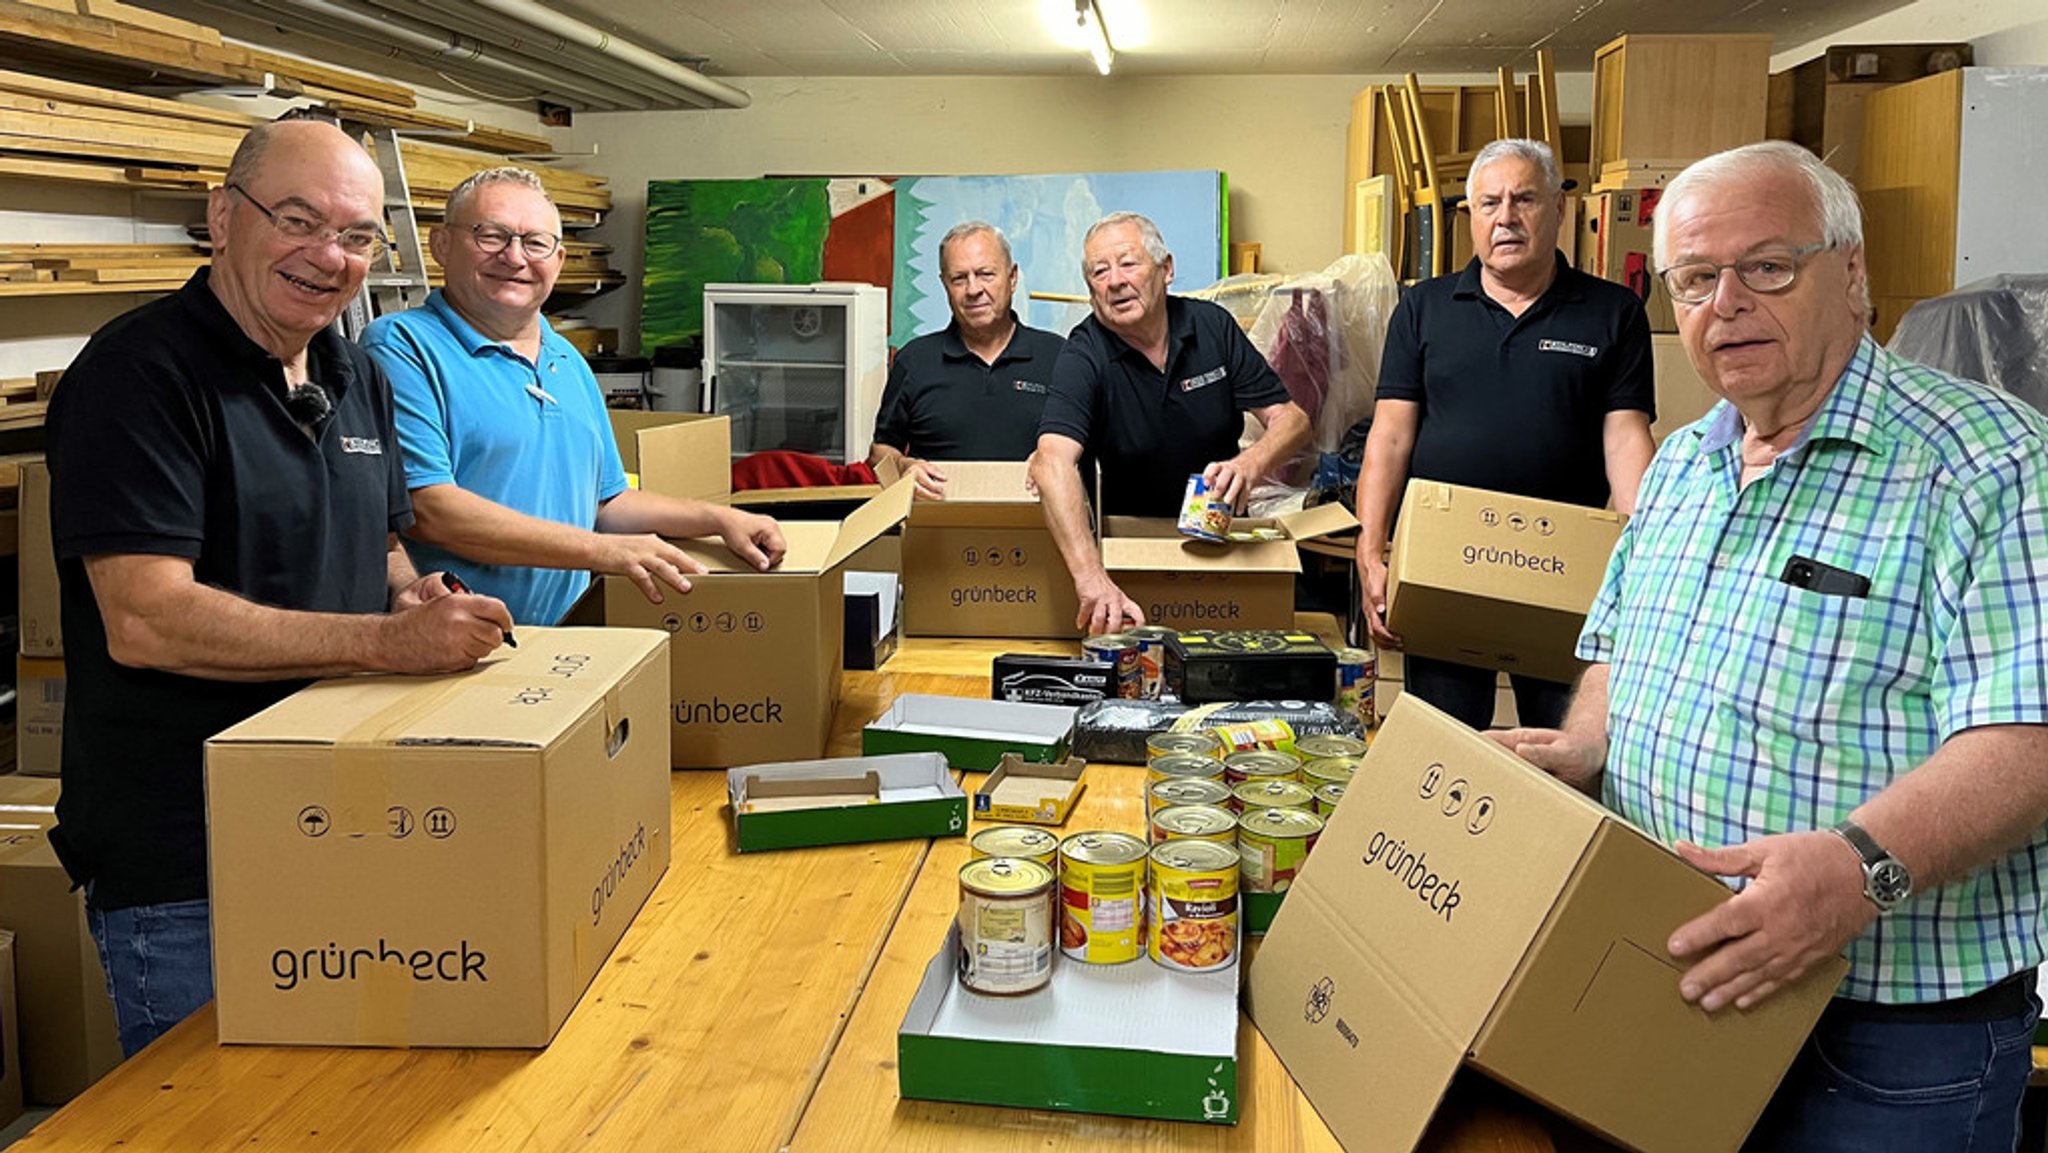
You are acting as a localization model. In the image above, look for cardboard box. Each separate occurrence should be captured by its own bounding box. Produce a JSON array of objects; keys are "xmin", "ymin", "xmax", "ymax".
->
[
  {"xmin": 726, "ymin": 753, "xmax": 964, "ymax": 853},
  {"xmin": 862, "ymin": 695, "xmax": 1075, "ymax": 772},
  {"xmin": 1100, "ymin": 504, "xmax": 1357, "ymax": 631},
  {"xmin": 607, "ymin": 410, "xmax": 718, "ymax": 477},
  {"xmin": 900, "ymin": 462, "xmax": 1079, "ymax": 639},
  {"xmin": 0, "ymin": 776, "xmax": 122, "ymax": 1104},
  {"xmin": 1651, "ymin": 333, "xmax": 1721, "ymax": 441},
  {"xmin": 18, "ymin": 459, "xmax": 60, "ymax": 658},
  {"xmin": 1385, "ymin": 480, "xmax": 1623, "ymax": 684},
  {"xmin": 205, "ymin": 627, "xmax": 672, "ymax": 1048},
  {"xmin": 1579, "ymin": 188, "xmax": 1677, "ymax": 333},
  {"xmin": 0, "ymin": 929, "xmax": 23, "ymax": 1131},
  {"xmin": 973, "ymin": 754, "xmax": 1086, "ymax": 825},
  {"xmin": 15, "ymin": 656, "xmax": 64, "ymax": 777},
  {"xmin": 1248, "ymin": 696, "xmax": 1843, "ymax": 1153},
  {"xmin": 899, "ymin": 923, "xmax": 1239, "ymax": 1124},
  {"xmin": 601, "ymin": 418, "xmax": 914, "ymax": 768}
]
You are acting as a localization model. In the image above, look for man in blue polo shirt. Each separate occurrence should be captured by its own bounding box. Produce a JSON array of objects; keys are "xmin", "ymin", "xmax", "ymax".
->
[
  {"xmin": 365, "ymin": 168, "xmax": 785, "ymax": 625},
  {"xmin": 1031, "ymin": 211, "xmax": 1311, "ymax": 635}
]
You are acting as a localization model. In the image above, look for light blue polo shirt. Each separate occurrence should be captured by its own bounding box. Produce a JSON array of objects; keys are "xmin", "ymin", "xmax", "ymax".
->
[{"xmin": 364, "ymin": 290, "xmax": 627, "ymax": 625}]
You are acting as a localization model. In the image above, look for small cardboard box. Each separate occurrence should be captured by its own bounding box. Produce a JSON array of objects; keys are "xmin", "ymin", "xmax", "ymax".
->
[
  {"xmin": 899, "ymin": 923, "xmax": 1239, "ymax": 1123},
  {"xmin": 1386, "ymin": 480, "xmax": 1623, "ymax": 684},
  {"xmin": 604, "ymin": 418, "xmax": 915, "ymax": 768},
  {"xmin": 901, "ymin": 462, "xmax": 1080, "ymax": 639},
  {"xmin": 973, "ymin": 754, "xmax": 1086, "ymax": 825},
  {"xmin": 205, "ymin": 627, "xmax": 672, "ymax": 1048},
  {"xmin": 0, "ymin": 776, "xmax": 122, "ymax": 1104},
  {"xmin": 1248, "ymin": 696, "xmax": 1844, "ymax": 1153},
  {"xmin": 1100, "ymin": 504, "xmax": 1356, "ymax": 631},
  {"xmin": 15, "ymin": 655, "xmax": 64, "ymax": 777},
  {"xmin": 1580, "ymin": 188, "xmax": 1677, "ymax": 333},
  {"xmin": 1651, "ymin": 332, "xmax": 1721, "ymax": 441},
  {"xmin": 18, "ymin": 459, "xmax": 60, "ymax": 658},
  {"xmin": 843, "ymin": 571, "xmax": 901, "ymax": 671},
  {"xmin": 727, "ymin": 752, "xmax": 964, "ymax": 852},
  {"xmin": 0, "ymin": 929, "xmax": 23, "ymax": 1130},
  {"xmin": 862, "ymin": 695, "xmax": 1075, "ymax": 771}
]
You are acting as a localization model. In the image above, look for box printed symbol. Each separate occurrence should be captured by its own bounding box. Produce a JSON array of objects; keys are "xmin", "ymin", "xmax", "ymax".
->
[
  {"xmin": 1010, "ymin": 547, "xmax": 1027, "ymax": 566},
  {"xmin": 1508, "ymin": 513, "xmax": 1528, "ymax": 532},
  {"xmin": 1305, "ymin": 975, "xmax": 1335, "ymax": 1023},
  {"xmin": 424, "ymin": 807, "xmax": 457, "ymax": 839},
  {"xmin": 1419, "ymin": 762, "xmax": 1444, "ymax": 800},
  {"xmin": 1536, "ymin": 517, "xmax": 1554, "ymax": 536},
  {"xmin": 1466, "ymin": 796, "xmax": 1496, "ymax": 835},
  {"xmin": 963, "ymin": 547, "xmax": 980, "ymax": 566},
  {"xmin": 986, "ymin": 544, "xmax": 1005, "ymax": 567},
  {"xmin": 298, "ymin": 805, "xmax": 330, "ymax": 837},
  {"xmin": 716, "ymin": 611, "xmax": 736, "ymax": 633},
  {"xmin": 1480, "ymin": 507, "xmax": 1500, "ymax": 527},
  {"xmin": 743, "ymin": 611, "xmax": 764, "ymax": 632},
  {"xmin": 388, "ymin": 806, "xmax": 414, "ymax": 839},
  {"xmin": 660, "ymin": 613, "xmax": 682, "ymax": 634},
  {"xmin": 687, "ymin": 612, "xmax": 710, "ymax": 633},
  {"xmin": 1441, "ymin": 778, "xmax": 1469, "ymax": 817}
]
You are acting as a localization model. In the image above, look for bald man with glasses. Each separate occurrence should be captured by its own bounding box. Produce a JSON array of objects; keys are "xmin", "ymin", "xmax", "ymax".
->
[{"xmin": 364, "ymin": 167, "xmax": 785, "ymax": 625}]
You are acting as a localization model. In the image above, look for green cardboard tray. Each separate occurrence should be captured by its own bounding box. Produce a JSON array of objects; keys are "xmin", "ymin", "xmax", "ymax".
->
[
  {"xmin": 726, "ymin": 753, "xmax": 965, "ymax": 852},
  {"xmin": 862, "ymin": 694, "xmax": 1075, "ymax": 771}
]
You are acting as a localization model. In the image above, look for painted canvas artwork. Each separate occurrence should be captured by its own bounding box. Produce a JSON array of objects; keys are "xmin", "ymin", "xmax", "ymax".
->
[{"xmin": 892, "ymin": 170, "xmax": 1227, "ymax": 347}]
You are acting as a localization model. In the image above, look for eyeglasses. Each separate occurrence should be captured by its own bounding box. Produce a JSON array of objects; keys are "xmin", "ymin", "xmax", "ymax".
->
[
  {"xmin": 229, "ymin": 184, "xmax": 387, "ymax": 259},
  {"xmin": 468, "ymin": 223, "xmax": 563, "ymax": 261},
  {"xmin": 1659, "ymin": 242, "xmax": 1832, "ymax": 304}
]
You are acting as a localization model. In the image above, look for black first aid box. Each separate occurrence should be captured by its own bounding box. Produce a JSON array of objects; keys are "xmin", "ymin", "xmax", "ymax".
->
[{"xmin": 1164, "ymin": 630, "xmax": 1336, "ymax": 704}]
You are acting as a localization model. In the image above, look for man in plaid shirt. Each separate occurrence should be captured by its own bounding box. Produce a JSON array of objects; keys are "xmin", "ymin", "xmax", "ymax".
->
[{"xmin": 1494, "ymin": 141, "xmax": 2048, "ymax": 1151}]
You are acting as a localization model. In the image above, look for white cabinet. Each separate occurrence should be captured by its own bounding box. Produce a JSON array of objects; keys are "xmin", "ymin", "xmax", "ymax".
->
[{"xmin": 702, "ymin": 282, "xmax": 888, "ymax": 464}]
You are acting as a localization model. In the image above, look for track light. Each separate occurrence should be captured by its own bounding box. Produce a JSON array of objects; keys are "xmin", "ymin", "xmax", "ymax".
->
[{"xmin": 1075, "ymin": 0, "xmax": 1114, "ymax": 75}]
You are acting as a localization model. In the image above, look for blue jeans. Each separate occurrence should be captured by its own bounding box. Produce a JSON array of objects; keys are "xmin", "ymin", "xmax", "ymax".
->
[
  {"xmin": 1742, "ymin": 991, "xmax": 2040, "ymax": 1153},
  {"xmin": 1401, "ymin": 653, "xmax": 1571, "ymax": 731},
  {"xmin": 86, "ymin": 897, "xmax": 215, "ymax": 1057}
]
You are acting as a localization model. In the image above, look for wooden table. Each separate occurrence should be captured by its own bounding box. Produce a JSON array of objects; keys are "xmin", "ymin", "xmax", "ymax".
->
[{"xmin": 14, "ymin": 623, "xmax": 1552, "ymax": 1153}]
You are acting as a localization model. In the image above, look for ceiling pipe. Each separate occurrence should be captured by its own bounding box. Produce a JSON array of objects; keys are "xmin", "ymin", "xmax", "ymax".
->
[
  {"xmin": 388, "ymin": 0, "xmax": 727, "ymax": 109},
  {"xmin": 458, "ymin": 0, "xmax": 748, "ymax": 109}
]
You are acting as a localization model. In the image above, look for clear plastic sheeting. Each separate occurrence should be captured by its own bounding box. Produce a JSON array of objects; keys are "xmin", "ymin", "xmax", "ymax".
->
[{"xmin": 1889, "ymin": 275, "xmax": 2048, "ymax": 417}]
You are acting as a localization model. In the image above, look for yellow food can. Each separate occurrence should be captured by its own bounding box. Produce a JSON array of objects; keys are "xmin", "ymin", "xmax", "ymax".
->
[
  {"xmin": 1058, "ymin": 831, "xmax": 1148, "ymax": 964},
  {"xmin": 1148, "ymin": 775, "xmax": 1234, "ymax": 814},
  {"xmin": 1237, "ymin": 806, "xmax": 1325, "ymax": 894},
  {"xmin": 1149, "ymin": 803, "xmax": 1239, "ymax": 845},
  {"xmin": 969, "ymin": 825, "xmax": 1060, "ymax": 869},
  {"xmin": 1148, "ymin": 838, "xmax": 1239, "ymax": 972}
]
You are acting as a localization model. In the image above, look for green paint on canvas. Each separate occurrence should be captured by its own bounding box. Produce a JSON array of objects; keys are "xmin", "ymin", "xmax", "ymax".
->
[{"xmin": 642, "ymin": 179, "xmax": 830, "ymax": 351}]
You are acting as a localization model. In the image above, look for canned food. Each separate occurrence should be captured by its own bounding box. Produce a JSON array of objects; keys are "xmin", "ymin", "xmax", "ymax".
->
[
  {"xmin": 1082, "ymin": 634, "xmax": 1143, "ymax": 699},
  {"xmin": 1150, "ymin": 803, "xmax": 1239, "ymax": 845},
  {"xmin": 970, "ymin": 825, "xmax": 1060, "ymax": 868},
  {"xmin": 1313, "ymin": 782, "xmax": 1346, "ymax": 816},
  {"xmin": 1208, "ymin": 718, "xmax": 1298, "ymax": 755},
  {"xmin": 1126, "ymin": 626, "xmax": 1177, "ymax": 700},
  {"xmin": 1335, "ymin": 647, "xmax": 1378, "ymax": 729},
  {"xmin": 1237, "ymin": 807, "xmax": 1325, "ymax": 894},
  {"xmin": 1147, "ymin": 731, "xmax": 1225, "ymax": 761},
  {"xmin": 1148, "ymin": 752, "xmax": 1228, "ymax": 785},
  {"xmin": 1059, "ymin": 831, "xmax": 1148, "ymax": 964},
  {"xmin": 1148, "ymin": 776, "xmax": 1234, "ymax": 814},
  {"xmin": 1300, "ymin": 756, "xmax": 1358, "ymax": 788},
  {"xmin": 1224, "ymin": 749, "xmax": 1302, "ymax": 786},
  {"xmin": 1177, "ymin": 473, "xmax": 1232, "ymax": 542},
  {"xmin": 1148, "ymin": 838, "xmax": 1239, "ymax": 972},
  {"xmin": 1231, "ymin": 778, "xmax": 1315, "ymax": 814},
  {"xmin": 957, "ymin": 856, "xmax": 1056, "ymax": 995},
  {"xmin": 1296, "ymin": 733, "xmax": 1368, "ymax": 761}
]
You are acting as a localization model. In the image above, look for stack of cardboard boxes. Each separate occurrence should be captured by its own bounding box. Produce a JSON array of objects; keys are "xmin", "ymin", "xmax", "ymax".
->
[{"xmin": 17, "ymin": 459, "xmax": 64, "ymax": 776}]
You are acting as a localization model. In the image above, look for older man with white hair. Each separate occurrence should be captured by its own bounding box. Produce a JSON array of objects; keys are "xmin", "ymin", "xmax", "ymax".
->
[
  {"xmin": 1493, "ymin": 140, "xmax": 2048, "ymax": 1151},
  {"xmin": 1357, "ymin": 137, "xmax": 1656, "ymax": 730}
]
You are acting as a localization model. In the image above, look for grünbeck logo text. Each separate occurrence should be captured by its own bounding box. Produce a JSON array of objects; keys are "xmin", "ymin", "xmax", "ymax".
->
[
  {"xmin": 675, "ymin": 696, "xmax": 783, "ymax": 724},
  {"xmin": 1362, "ymin": 830, "xmax": 1462, "ymax": 922},
  {"xmin": 950, "ymin": 583, "xmax": 1039, "ymax": 609},
  {"xmin": 591, "ymin": 822, "xmax": 649, "ymax": 926},
  {"xmin": 272, "ymin": 939, "xmax": 486, "ymax": 990},
  {"xmin": 1147, "ymin": 600, "xmax": 1241, "ymax": 622},
  {"xmin": 1461, "ymin": 544, "xmax": 1565, "ymax": 574}
]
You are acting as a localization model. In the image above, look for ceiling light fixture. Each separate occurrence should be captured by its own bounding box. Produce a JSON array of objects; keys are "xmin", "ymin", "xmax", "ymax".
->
[{"xmin": 1075, "ymin": 0, "xmax": 1114, "ymax": 75}]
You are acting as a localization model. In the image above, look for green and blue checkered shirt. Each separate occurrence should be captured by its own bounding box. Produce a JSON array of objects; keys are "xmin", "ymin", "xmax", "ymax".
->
[{"xmin": 1581, "ymin": 335, "xmax": 2048, "ymax": 1003}]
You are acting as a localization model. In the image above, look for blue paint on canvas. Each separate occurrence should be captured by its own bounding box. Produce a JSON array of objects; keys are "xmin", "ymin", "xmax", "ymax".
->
[{"xmin": 892, "ymin": 170, "xmax": 1225, "ymax": 347}]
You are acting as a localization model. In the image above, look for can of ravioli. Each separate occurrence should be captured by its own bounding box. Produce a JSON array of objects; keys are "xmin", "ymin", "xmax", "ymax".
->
[
  {"xmin": 1148, "ymin": 752, "xmax": 1228, "ymax": 787},
  {"xmin": 1300, "ymin": 756, "xmax": 1358, "ymax": 789},
  {"xmin": 1082, "ymin": 634, "xmax": 1143, "ymax": 699},
  {"xmin": 1224, "ymin": 749, "xmax": 1302, "ymax": 787},
  {"xmin": 1231, "ymin": 778, "xmax": 1315, "ymax": 814},
  {"xmin": 1058, "ymin": 831, "xmax": 1148, "ymax": 964},
  {"xmin": 1313, "ymin": 782, "xmax": 1347, "ymax": 816},
  {"xmin": 1237, "ymin": 806, "xmax": 1325, "ymax": 894},
  {"xmin": 970, "ymin": 825, "xmax": 1060, "ymax": 869},
  {"xmin": 1335, "ymin": 647, "xmax": 1377, "ymax": 729},
  {"xmin": 957, "ymin": 856, "xmax": 1056, "ymax": 996},
  {"xmin": 1126, "ymin": 625, "xmax": 1177, "ymax": 700},
  {"xmin": 1150, "ymin": 803, "xmax": 1239, "ymax": 845},
  {"xmin": 1177, "ymin": 473, "xmax": 1231, "ymax": 542},
  {"xmin": 1296, "ymin": 733, "xmax": 1368, "ymax": 762},
  {"xmin": 1147, "ymin": 731, "xmax": 1224, "ymax": 762},
  {"xmin": 1148, "ymin": 838, "xmax": 1240, "ymax": 972},
  {"xmin": 1148, "ymin": 775, "xmax": 1234, "ymax": 814}
]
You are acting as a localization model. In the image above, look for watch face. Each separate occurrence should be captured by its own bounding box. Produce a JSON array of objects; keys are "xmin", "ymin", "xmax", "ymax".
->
[{"xmin": 1870, "ymin": 861, "xmax": 1913, "ymax": 906}]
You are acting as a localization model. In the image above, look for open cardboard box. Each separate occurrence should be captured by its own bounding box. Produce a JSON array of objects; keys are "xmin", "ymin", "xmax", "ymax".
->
[
  {"xmin": 973, "ymin": 754, "xmax": 1087, "ymax": 825},
  {"xmin": 1247, "ymin": 695, "xmax": 1844, "ymax": 1153},
  {"xmin": 862, "ymin": 694, "xmax": 1075, "ymax": 772},
  {"xmin": 1100, "ymin": 503, "xmax": 1356, "ymax": 631},
  {"xmin": 899, "ymin": 923, "xmax": 1239, "ymax": 1124},
  {"xmin": 590, "ymin": 417, "xmax": 915, "ymax": 768},
  {"xmin": 726, "ymin": 752, "xmax": 965, "ymax": 852},
  {"xmin": 1386, "ymin": 479, "xmax": 1623, "ymax": 684},
  {"xmin": 900, "ymin": 461, "xmax": 1080, "ymax": 638}
]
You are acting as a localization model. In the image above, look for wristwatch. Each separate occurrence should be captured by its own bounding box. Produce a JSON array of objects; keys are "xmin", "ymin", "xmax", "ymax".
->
[{"xmin": 1832, "ymin": 818, "xmax": 1913, "ymax": 911}]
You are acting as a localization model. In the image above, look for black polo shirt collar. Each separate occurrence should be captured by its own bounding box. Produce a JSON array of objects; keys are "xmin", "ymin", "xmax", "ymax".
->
[
  {"xmin": 1094, "ymin": 297, "xmax": 1198, "ymax": 383},
  {"xmin": 938, "ymin": 310, "xmax": 1035, "ymax": 365},
  {"xmin": 175, "ymin": 267, "xmax": 358, "ymax": 417},
  {"xmin": 1451, "ymin": 252, "xmax": 1587, "ymax": 327}
]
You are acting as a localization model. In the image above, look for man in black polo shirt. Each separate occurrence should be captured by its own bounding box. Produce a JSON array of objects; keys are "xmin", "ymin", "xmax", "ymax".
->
[
  {"xmin": 869, "ymin": 220, "xmax": 1064, "ymax": 499},
  {"xmin": 1357, "ymin": 138, "xmax": 1655, "ymax": 730},
  {"xmin": 1032, "ymin": 211, "xmax": 1311, "ymax": 634},
  {"xmin": 46, "ymin": 118, "xmax": 514, "ymax": 1056}
]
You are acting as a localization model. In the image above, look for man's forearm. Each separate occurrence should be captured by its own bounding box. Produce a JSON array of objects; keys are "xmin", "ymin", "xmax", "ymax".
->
[
  {"xmin": 596, "ymin": 487, "xmax": 735, "ymax": 541},
  {"xmin": 1238, "ymin": 404, "xmax": 1312, "ymax": 479},
  {"xmin": 1032, "ymin": 453, "xmax": 1106, "ymax": 582},
  {"xmin": 869, "ymin": 441, "xmax": 908, "ymax": 473},
  {"xmin": 408, "ymin": 483, "xmax": 607, "ymax": 571},
  {"xmin": 386, "ymin": 533, "xmax": 421, "ymax": 602},
  {"xmin": 1853, "ymin": 725, "xmax": 2048, "ymax": 890}
]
